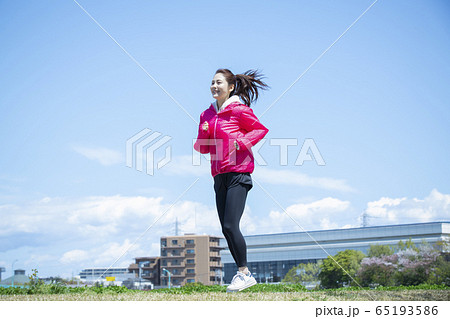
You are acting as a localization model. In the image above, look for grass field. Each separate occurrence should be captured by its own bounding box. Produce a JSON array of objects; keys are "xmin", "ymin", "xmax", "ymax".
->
[{"xmin": 1, "ymin": 289, "xmax": 448, "ymax": 301}]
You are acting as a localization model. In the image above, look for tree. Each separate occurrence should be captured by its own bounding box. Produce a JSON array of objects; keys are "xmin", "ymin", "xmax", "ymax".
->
[
  {"xmin": 434, "ymin": 239, "xmax": 450, "ymax": 253},
  {"xmin": 282, "ymin": 262, "xmax": 321, "ymax": 284},
  {"xmin": 357, "ymin": 255, "xmax": 397, "ymax": 287},
  {"xmin": 428, "ymin": 253, "xmax": 450, "ymax": 286},
  {"xmin": 394, "ymin": 246, "xmax": 440, "ymax": 286},
  {"xmin": 397, "ymin": 238, "xmax": 418, "ymax": 252},
  {"xmin": 357, "ymin": 243, "xmax": 442, "ymax": 287},
  {"xmin": 367, "ymin": 244, "xmax": 394, "ymax": 258},
  {"xmin": 319, "ymin": 250, "xmax": 365, "ymax": 289}
]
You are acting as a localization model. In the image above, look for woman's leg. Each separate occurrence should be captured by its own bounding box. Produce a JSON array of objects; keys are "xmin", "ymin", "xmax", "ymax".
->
[
  {"xmin": 214, "ymin": 175, "xmax": 240, "ymax": 265},
  {"xmin": 221, "ymin": 183, "xmax": 250, "ymax": 268}
]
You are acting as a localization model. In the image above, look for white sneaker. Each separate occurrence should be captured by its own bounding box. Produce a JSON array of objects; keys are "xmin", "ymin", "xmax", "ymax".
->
[{"xmin": 226, "ymin": 271, "xmax": 257, "ymax": 292}]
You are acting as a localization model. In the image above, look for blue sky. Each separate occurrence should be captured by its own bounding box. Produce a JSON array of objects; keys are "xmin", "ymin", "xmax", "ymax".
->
[{"xmin": 0, "ymin": 0, "xmax": 449, "ymax": 279}]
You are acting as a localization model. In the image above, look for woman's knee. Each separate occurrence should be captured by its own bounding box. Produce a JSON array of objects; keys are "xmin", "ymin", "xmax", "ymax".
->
[{"xmin": 221, "ymin": 223, "xmax": 237, "ymax": 237}]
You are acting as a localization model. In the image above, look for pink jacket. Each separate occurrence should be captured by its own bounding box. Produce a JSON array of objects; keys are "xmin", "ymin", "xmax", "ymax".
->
[{"xmin": 194, "ymin": 95, "xmax": 269, "ymax": 177}]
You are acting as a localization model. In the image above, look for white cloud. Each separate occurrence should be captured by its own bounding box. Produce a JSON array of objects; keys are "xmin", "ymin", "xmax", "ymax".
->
[
  {"xmin": 60, "ymin": 249, "xmax": 89, "ymax": 264},
  {"xmin": 59, "ymin": 240, "xmax": 146, "ymax": 268},
  {"xmin": 0, "ymin": 194, "xmax": 222, "ymax": 277},
  {"xmin": 256, "ymin": 197, "xmax": 352, "ymax": 233},
  {"xmin": 320, "ymin": 217, "xmax": 339, "ymax": 230},
  {"xmin": 1, "ymin": 195, "xmax": 221, "ymax": 240},
  {"xmin": 72, "ymin": 146, "xmax": 123, "ymax": 166},
  {"xmin": 365, "ymin": 189, "xmax": 450, "ymax": 224}
]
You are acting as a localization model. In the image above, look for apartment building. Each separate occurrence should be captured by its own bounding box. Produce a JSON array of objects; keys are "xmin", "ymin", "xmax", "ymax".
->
[
  {"xmin": 128, "ymin": 257, "xmax": 161, "ymax": 286},
  {"xmin": 160, "ymin": 234, "xmax": 224, "ymax": 286}
]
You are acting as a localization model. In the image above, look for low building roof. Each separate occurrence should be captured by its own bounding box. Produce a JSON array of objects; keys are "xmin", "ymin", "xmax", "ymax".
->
[{"xmin": 0, "ymin": 275, "xmax": 30, "ymax": 286}]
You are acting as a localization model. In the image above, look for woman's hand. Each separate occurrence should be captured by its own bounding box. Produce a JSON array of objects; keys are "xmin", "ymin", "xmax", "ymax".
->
[{"xmin": 202, "ymin": 121, "xmax": 209, "ymax": 132}]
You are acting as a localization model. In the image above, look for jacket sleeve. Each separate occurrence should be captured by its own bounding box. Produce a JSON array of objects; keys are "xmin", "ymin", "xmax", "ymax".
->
[
  {"xmin": 193, "ymin": 114, "xmax": 211, "ymax": 154},
  {"xmin": 236, "ymin": 106, "xmax": 269, "ymax": 150}
]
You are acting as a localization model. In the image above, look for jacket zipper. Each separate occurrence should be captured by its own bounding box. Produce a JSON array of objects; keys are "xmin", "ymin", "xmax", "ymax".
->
[{"xmin": 213, "ymin": 116, "xmax": 218, "ymax": 174}]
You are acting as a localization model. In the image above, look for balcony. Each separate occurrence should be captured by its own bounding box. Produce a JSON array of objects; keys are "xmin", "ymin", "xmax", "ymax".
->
[
  {"xmin": 162, "ymin": 252, "xmax": 184, "ymax": 258},
  {"xmin": 209, "ymin": 262, "xmax": 222, "ymax": 268},
  {"xmin": 141, "ymin": 274, "xmax": 158, "ymax": 280},
  {"xmin": 168, "ymin": 273, "xmax": 185, "ymax": 278},
  {"xmin": 166, "ymin": 242, "xmax": 182, "ymax": 248},
  {"xmin": 209, "ymin": 245, "xmax": 225, "ymax": 251},
  {"xmin": 185, "ymin": 241, "xmax": 195, "ymax": 247},
  {"xmin": 209, "ymin": 271, "xmax": 222, "ymax": 277}
]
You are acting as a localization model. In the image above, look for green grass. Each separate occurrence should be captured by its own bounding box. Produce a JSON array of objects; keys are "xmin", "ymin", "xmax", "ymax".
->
[{"xmin": 0, "ymin": 283, "xmax": 448, "ymax": 301}]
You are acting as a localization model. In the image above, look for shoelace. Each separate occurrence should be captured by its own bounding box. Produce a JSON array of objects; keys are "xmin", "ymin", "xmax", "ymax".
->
[{"xmin": 230, "ymin": 272, "xmax": 245, "ymax": 285}]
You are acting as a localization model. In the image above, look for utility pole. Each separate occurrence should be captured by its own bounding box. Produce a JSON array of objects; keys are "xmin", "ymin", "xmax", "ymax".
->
[
  {"xmin": 361, "ymin": 210, "xmax": 380, "ymax": 227},
  {"xmin": 11, "ymin": 259, "xmax": 18, "ymax": 287},
  {"xmin": 362, "ymin": 210, "xmax": 368, "ymax": 227}
]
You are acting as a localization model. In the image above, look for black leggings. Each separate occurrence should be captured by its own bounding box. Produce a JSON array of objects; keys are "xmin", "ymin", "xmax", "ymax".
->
[{"xmin": 214, "ymin": 172, "xmax": 252, "ymax": 268}]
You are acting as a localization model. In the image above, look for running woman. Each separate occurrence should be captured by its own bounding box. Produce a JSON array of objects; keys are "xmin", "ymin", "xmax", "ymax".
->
[{"xmin": 194, "ymin": 68, "xmax": 269, "ymax": 292}]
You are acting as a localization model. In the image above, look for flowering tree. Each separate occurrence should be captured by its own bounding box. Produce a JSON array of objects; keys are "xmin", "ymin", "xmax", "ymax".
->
[{"xmin": 357, "ymin": 244, "xmax": 441, "ymax": 287}]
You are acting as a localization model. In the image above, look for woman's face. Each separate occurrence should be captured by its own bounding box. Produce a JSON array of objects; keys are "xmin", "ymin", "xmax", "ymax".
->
[{"xmin": 211, "ymin": 73, "xmax": 234, "ymax": 101}]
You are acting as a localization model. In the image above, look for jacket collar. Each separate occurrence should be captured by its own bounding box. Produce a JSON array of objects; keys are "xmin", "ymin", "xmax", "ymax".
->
[{"xmin": 212, "ymin": 95, "xmax": 241, "ymax": 113}]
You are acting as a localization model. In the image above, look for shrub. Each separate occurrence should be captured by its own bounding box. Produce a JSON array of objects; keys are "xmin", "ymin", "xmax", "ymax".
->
[
  {"xmin": 319, "ymin": 250, "xmax": 365, "ymax": 289},
  {"xmin": 282, "ymin": 262, "xmax": 321, "ymax": 284}
]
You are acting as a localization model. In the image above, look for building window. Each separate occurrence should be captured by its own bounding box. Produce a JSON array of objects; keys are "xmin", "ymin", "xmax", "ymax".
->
[
  {"xmin": 186, "ymin": 269, "xmax": 195, "ymax": 274},
  {"xmin": 172, "ymin": 240, "xmax": 178, "ymax": 245},
  {"xmin": 162, "ymin": 260, "xmax": 167, "ymax": 266},
  {"xmin": 187, "ymin": 279, "xmax": 195, "ymax": 283},
  {"xmin": 172, "ymin": 250, "xmax": 180, "ymax": 256},
  {"xmin": 186, "ymin": 239, "xmax": 194, "ymax": 244},
  {"xmin": 161, "ymin": 240, "xmax": 167, "ymax": 247},
  {"xmin": 186, "ymin": 259, "xmax": 195, "ymax": 264},
  {"xmin": 186, "ymin": 249, "xmax": 195, "ymax": 254}
]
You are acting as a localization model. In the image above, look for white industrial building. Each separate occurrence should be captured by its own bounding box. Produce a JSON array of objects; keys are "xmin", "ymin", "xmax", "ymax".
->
[{"xmin": 220, "ymin": 222, "xmax": 450, "ymax": 283}]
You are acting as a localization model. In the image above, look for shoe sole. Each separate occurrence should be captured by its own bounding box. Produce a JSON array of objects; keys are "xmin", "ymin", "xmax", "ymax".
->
[{"xmin": 226, "ymin": 280, "xmax": 257, "ymax": 293}]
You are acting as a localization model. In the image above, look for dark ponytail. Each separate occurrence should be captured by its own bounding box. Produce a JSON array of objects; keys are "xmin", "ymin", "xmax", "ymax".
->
[{"xmin": 215, "ymin": 68, "xmax": 269, "ymax": 107}]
